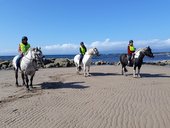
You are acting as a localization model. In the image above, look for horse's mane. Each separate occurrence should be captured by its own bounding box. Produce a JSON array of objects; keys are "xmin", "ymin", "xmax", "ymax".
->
[
  {"xmin": 86, "ymin": 48, "xmax": 94, "ymax": 55},
  {"xmin": 135, "ymin": 48, "xmax": 146, "ymax": 54}
]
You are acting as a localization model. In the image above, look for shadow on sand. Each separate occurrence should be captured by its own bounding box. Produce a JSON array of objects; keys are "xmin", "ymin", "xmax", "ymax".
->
[
  {"xmin": 91, "ymin": 72, "xmax": 120, "ymax": 76},
  {"xmin": 141, "ymin": 73, "xmax": 170, "ymax": 78},
  {"xmin": 40, "ymin": 81, "xmax": 89, "ymax": 89}
]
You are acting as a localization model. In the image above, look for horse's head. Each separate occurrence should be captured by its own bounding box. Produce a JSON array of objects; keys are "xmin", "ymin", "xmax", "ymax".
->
[
  {"xmin": 92, "ymin": 48, "xmax": 100, "ymax": 56},
  {"xmin": 144, "ymin": 46, "xmax": 154, "ymax": 58},
  {"xmin": 32, "ymin": 47, "xmax": 44, "ymax": 66}
]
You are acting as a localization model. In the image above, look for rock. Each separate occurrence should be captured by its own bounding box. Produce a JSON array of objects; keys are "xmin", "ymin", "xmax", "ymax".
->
[
  {"xmin": 95, "ymin": 61, "xmax": 102, "ymax": 65},
  {"xmin": 45, "ymin": 63, "xmax": 59, "ymax": 68},
  {"xmin": 54, "ymin": 58, "xmax": 70, "ymax": 67},
  {"xmin": 69, "ymin": 59, "xmax": 75, "ymax": 67},
  {"xmin": 43, "ymin": 58, "xmax": 55, "ymax": 65},
  {"xmin": 1, "ymin": 64, "xmax": 8, "ymax": 69},
  {"xmin": 95, "ymin": 61, "xmax": 107, "ymax": 65},
  {"xmin": 0, "ymin": 61, "xmax": 10, "ymax": 68},
  {"xmin": 8, "ymin": 61, "xmax": 13, "ymax": 68}
]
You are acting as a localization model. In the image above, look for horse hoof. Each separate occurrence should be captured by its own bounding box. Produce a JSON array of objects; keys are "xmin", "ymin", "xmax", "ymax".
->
[
  {"xmin": 133, "ymin": 75, "xmax": 137, "ymax": 78},
  {"xmin": 87, "ymin": 74, "xmax": 91, "ymax": 77},
  {"xmin": 138, "ymin": 75, "xmax": 142, "ymax": 78}
]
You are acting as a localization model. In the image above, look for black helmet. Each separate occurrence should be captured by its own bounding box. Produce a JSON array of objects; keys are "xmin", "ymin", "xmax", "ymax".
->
[
  {"xmin": 22, "ymin": 36, "xmax": 28, "ymax": 41},
  {"xmin": 80, "ymin": 42, "xmax": 84, "ymax": 45},
  {"xmin": 129, "ymin": 40, "xmax": 133, "ymax": 44}
]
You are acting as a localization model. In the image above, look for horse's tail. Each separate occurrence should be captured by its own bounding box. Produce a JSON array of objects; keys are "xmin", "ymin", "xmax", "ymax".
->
[{"xmin": 117, "ymin": 61, "xmax": 121, "ymax": 66}]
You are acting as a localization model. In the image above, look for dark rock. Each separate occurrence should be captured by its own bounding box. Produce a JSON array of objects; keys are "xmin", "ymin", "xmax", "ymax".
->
[
  {"xmin": 43, "ymin": 58, "xmax": 55, "ymax": 65},
  {"xmin": 54, "ymin": 58, "xmax": 70, "ymax": 67},
  {"xmin": 45, "ymin": 63, "xmax": 59, "ymax": 68}
]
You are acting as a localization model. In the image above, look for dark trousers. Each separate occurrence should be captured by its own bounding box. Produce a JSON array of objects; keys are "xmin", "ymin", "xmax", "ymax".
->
[
  {"xmin": 16, "ymin": 54, "xmax": 23, "ymax": 68},
  {"xmin": 128, "ymin": 54, "xmax": 132, "ymax": 62},
  {"xmin": 79, "ymin": 54, "xmax": 84, "ymax": 64}
]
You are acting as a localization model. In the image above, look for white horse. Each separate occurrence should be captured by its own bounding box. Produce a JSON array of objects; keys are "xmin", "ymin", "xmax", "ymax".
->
[
  {"xmin": 74, "ymin": 48, "xmax": 99, "ymax": 77},
  {"xmin": 12, "ymin": 47, "xmax": 44, "ymax": 91}
]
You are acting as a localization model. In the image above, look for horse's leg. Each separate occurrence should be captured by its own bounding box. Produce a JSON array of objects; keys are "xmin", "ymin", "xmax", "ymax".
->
[
  {"xmin": 25, "ymin": 75, "xmax": 29, "ymax": 91},
  {"xmin": 84, "ymin": 65, "xmax": 86, "ymax": 77},
  {"xmin": 87, "ymin": 65, "xmax": 91, "ymax": 76},
  {"xmin": 30, "ymin": 73, "xmax": 35, "ymax": 90},
  {"xmin": 121, "ymin": 65, "xmax": 124, "ymax": 75},
  {"xmin": 133, "ymin": 66, "xmax": 137, "ymax": 78},
  {"xmin": 21, "ymin": 71, "xmax": 25, "ymax": 86},
  {"xmin": 15, "ymin": 68, "xmax": 19, "ymax": 86},
  {"xmin": 137, "ymin": 67, "xmax": 141, "ymax": 78}
]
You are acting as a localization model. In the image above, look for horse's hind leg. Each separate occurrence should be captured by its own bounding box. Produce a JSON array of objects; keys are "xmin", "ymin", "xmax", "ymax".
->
[
  {"xmin": 25, "ymin": 75, "xmax": 29, "ymax": 91},
  {"xmin": 87, "ymin": 66, "xmax": 91, "ymax": 76},
  {"xmin": 21, "ymin": 72, "xmax": 25, "ymax": 86},
  {"xmin": 15, "ymin": 69, "xmax": 19, "ymax": 86},
  {"xmin": 121, "ymin": 66, "xmax": 124, "ymax": 75},
  {"xmin": 83, "ymin": 65, "xmax": 86, "ymax": 77}
]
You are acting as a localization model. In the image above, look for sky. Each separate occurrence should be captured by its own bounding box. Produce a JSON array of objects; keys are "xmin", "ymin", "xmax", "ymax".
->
[{"xmin": 0, "ymin": 0, "xmax": 170, "ymax": 55}]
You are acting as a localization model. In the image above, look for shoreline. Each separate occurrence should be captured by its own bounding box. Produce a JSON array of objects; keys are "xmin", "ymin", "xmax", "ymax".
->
[{"xmin": 0, "ymin": 58, "xmax": 170, "ymax": 70}]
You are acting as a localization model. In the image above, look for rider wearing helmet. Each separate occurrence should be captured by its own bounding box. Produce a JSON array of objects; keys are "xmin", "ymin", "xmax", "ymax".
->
[
  {"xmin": 19, "ymin": 36, "xmax": 30, "ymax": 55},
  {"xmin": 79, "ymin": 42, "xmax": 87, "ymax": 65},
  {"xmin": 17, "ymin": 36, "xmax": 31, "ymax": 67},
  {"xmin": 127, "ymin": 40, "xmax": 136, "ymax": 66}
]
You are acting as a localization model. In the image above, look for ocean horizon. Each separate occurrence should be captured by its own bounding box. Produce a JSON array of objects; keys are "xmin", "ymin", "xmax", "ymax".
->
[{"xmin": 1, "ymin": 52, "xmax": 170, "ymax": 63}]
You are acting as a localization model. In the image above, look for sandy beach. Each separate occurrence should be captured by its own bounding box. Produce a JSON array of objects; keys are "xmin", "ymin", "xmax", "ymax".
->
[{"xmin": 0, "ymin": 65, "xmax": 170, "ymax": 128}]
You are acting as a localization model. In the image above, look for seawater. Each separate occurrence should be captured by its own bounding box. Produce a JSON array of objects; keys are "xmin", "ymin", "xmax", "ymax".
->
[{"xmin": 0, "ymin": 53, "xmax": 170, "ymax": 63}]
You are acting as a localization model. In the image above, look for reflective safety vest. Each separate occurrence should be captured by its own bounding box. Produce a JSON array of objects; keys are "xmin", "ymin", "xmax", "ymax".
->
[
  {"xmin": 80, "ymin": 46, "xmax": 86, "ymax": 55},
  {"xmin": 128, "ymin": 45, "xmax": 135, "ymax": 55},
  {"xmin": 19, "ymin": 43, "xmax": 30, "ymax": 54},
  {"xmin": 130, "ymin": 45, "xmax": 135, "ymax": 52}
]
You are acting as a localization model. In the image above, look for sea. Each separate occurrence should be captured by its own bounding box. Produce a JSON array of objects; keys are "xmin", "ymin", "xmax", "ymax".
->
[{"xmin": 1, "ymin": 52, "xmax": 170, "ymax": 63}]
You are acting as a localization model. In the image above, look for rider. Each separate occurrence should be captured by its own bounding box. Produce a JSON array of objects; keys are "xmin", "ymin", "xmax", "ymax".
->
[
  {"xmin": 17, "ymin": 36, "xmax": 30, "ymax": 67},
  {"xmin": 127, "ymin": 40, "xmax": 136, "ymax": 66},
  {"xmin": 79, "ymin": 42, "xmax": 87, "ymax": 65}
]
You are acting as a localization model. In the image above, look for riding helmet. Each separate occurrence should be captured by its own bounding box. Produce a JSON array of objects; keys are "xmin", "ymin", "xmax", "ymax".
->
[
  {"xmin": 22, "ymin": 36, "xmax": 28, "ymax": 41},
  {"xmin": 129, "ymin": 40, "xmax": 133, "ymax": 44},
  {"xmin": 80, "ymin": 42, "xmax": 84, "ymax": 45}
]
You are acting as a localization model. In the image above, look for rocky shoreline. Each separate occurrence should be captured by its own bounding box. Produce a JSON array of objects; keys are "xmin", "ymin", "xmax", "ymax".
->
[{"xmin": 0, "ymin": 58, "xmax": 170, "ymax": 70}]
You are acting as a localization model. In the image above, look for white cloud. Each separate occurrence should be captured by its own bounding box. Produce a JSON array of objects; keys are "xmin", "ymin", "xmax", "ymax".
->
[
  {"xmin": 41, "ymin": 38, "xmax": 170, "ymax": 54},
  {"xmin": 1, "ymin": 38, "xmax": 169, "ymax": 55},
  {"xmin": 43, "ymin": 43, "xmax": 79, "ymax": 54}
]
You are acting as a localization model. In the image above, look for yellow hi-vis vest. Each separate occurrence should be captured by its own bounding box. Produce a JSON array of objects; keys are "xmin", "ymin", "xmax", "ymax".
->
[
  {"xmin": 20, "ymin": 43, "xmax": 30, "ymax": 54},
  {"xmin": 80, "ymin": 46, "xmax": 86, "ymax": 55},
  {"xmin": 129, "ymin": 45, "xmax": 135, "ymax": 52}
]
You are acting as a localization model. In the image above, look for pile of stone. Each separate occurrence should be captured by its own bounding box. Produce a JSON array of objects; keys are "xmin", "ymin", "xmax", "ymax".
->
[
  {"xmin": 43, "ymin": 58, "xmax": 75, "ymax": 68},
  {"xmin": 144, "ymin": 60, "xmax": 170, "ymax": 66},
  {"xmin": 1, "ymin": 58, "xmax": 170, "ymax": 70},
  {"xmin": 0, "ymin": 61, "xmax": 13, "ymax": 70}
]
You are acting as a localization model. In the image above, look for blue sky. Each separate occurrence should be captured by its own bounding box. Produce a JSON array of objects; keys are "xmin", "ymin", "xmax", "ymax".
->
[{"xmin": 0, "ymin": 0, "xmax": 170, "ymax": 55}]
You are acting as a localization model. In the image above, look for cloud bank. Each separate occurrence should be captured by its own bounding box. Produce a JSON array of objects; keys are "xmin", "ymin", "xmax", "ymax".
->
[
  {"xmin": 0, "ymin": 38, "xmax": 170, "ymax": 55},
  {"xmin": 42, "ymin": 38, "xmax": 170, "ymax": 54}
]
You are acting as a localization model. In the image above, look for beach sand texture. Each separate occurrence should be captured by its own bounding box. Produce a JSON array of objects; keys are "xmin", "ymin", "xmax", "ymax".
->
[{"xmin": 0, "ymin": 65, "xmax": 170, "ymax": 128}]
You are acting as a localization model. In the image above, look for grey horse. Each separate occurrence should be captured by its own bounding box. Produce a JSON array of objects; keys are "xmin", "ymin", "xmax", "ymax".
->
[{"xmin": 12, "ymin": 47, "xmax": 44, "ymax": 91}]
